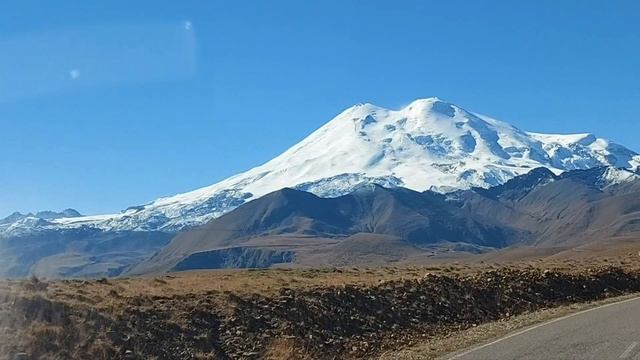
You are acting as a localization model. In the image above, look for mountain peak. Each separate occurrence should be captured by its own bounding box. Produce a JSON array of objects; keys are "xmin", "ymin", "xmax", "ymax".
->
[
  {"xmin": 344, "ymin": 97, "xmax": 456, "ymax": 117},
  {"xmin": 406, "ymin": 96, "xmax": 445, "ymax": 103},
  {"xmin": 0, "ymin": 212, "xmax": 30, "ymax": 225},
  {"xmin": 402, "ymin": 97, "xmax": 455, "ymax": 116},
  {"xmin": 341, "ymin": 102, "xmax": 386, "ymax": 117},
  {"xmin": 1, "ymin": 209, "xmax": 83, "ymax": 225},
  {"xmin": 3, "ymin": 98, "xmax": 639, "ymax": 235}
]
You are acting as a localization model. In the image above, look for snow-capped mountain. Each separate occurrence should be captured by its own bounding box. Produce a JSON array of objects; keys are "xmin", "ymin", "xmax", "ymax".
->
[
  {"xmin": 0, "ymin": 209, "xmax": 81, "ymax": 224},
  {"xmin": 3, "ymin": 97, "xmax": 640, "ymax": 235}
]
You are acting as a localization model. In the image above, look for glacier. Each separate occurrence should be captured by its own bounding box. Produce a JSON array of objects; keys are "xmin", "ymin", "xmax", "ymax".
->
[{"xmin": 3, "ymin": 97, "xmax": 639, "ymax": 236}]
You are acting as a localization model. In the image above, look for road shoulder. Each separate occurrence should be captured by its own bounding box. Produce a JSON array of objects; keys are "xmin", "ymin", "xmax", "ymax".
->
[{"xmin": 377, "ymin": 292, "xmax": 640, "ymax": 360}]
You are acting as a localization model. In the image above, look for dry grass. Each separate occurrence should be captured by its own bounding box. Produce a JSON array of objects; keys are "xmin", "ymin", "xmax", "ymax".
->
[
  {"xmin": 50, "ymin": 252, "xmax": 640, "ymax": 302},
  {"xmin": 1, "ymin": 251, "xmax": 636, "ymax": 321},
  {"xmin": 263, "ymin": 338, "xmax": 314, "ymax": 360},
  {"xmin": 0, "ymin": 248, "xmax": 639, "ymax": 359}
]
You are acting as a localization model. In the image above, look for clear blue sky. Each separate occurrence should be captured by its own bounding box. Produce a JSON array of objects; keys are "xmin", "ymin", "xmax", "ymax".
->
[{"xmin": 2, "ymin": 0, "xmax": 640, "ymax": 217}]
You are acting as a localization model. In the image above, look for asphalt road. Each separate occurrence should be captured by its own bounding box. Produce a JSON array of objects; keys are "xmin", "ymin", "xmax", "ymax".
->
[{"xmin": 445, "ymin": 296, "xmax": 640, "ymax": 360}]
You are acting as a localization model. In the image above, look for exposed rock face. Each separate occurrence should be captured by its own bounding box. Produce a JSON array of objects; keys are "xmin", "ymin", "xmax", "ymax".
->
[
  {"xmin": 2, "ymin": 166, "xmax": 640, "ymax": 278},
  {"xmin": 173, "ymin": 247, "xmax": 295, "ymax": 271},
  {"xmin": 460, "ymin": 167, "xmax": 640, "ymax": 247},
  {"xmin": 133, "ymin": 166, "xmax": 640, "ymax": 274},
  {"xmin": 132, "ymin": 186, "xmax": 524, "ymax": 274}
]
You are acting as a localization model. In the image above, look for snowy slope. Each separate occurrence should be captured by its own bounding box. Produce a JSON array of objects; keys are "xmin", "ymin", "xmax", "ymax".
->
[{"xmin": 3, "ymin": 97, "xmax": 640, "ymax": 235}]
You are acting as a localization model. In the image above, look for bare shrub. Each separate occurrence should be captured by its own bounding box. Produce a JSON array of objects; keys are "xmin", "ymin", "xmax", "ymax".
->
[{"xmin": 23, "ymin": 275, "xmax": 48, "ymax": 292}]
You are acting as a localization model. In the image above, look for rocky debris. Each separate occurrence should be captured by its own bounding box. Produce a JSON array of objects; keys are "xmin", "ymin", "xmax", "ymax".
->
[
  {"xmin": 2, "ymin": 266, "xmax": 640, "ymax": 359},
  {"xmin": 215, "ymin": 266, "xmax": 640, "ymax": 359}
]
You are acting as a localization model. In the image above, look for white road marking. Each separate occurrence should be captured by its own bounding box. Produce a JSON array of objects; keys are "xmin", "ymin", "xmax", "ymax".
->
[
  {"xmin": 446, "ymin": 295, "xmax": 640, "ymax": 360},
  {"xmin": 620, "ymin": 342, "xmax": 638, "ymax": 359}
]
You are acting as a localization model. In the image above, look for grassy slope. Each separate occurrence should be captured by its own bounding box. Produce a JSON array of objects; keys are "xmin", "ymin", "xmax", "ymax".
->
[{"xmin": 1, "ymin": 251, "xmax": 640, "ymax": 359}]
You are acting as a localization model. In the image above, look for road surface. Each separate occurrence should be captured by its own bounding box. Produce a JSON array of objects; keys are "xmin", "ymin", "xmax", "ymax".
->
[{"xmin": 445, "ymin": 296, "xmax": 640, "ymax": 360}]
